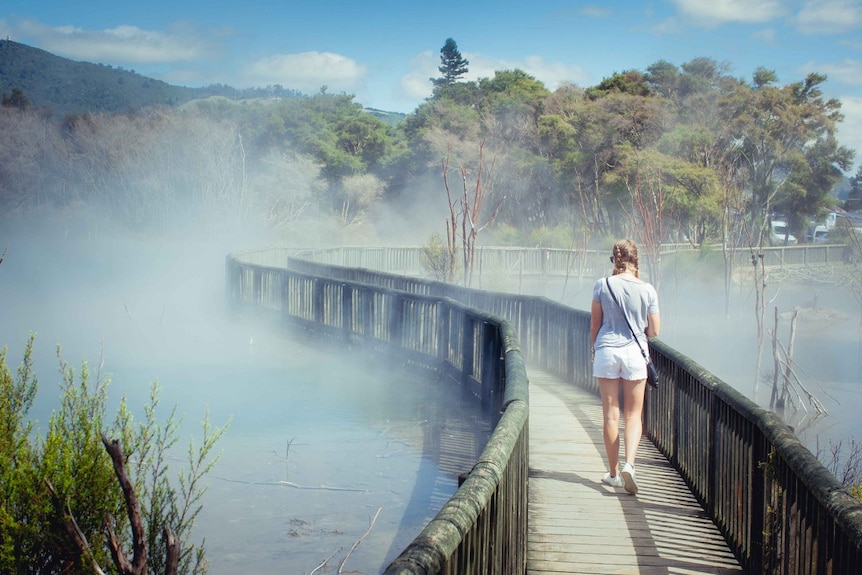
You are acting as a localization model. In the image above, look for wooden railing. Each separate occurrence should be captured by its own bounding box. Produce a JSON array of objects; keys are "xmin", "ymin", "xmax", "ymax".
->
[
  {"xmin": 224, "ymin": 253, "xmax": 530, "ymax": 574},
  {"xmin": 227, "ymin": 249, "xmax": 862, "ymax": 574},
  {"xmin": 292, "ymin": 243, "xmax": 851, "ymax": 279}
]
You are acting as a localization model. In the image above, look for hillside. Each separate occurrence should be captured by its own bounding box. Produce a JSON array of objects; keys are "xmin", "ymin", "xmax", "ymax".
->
[
  {"xmin": 0, "ymin": 40, "xmax": 205, "ymax": 114},
  {"xmin": 0, "ymin": 40, "xmax": 316, "ymax": 117}
]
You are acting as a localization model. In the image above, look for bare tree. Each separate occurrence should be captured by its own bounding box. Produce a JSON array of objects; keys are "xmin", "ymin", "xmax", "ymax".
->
[
  {"xmin": 768, "ymin": 307, "xmax": 827, "ymax": 422},
  {"xmin": 442, "ymin": 142, "xmax": 503, "ymax": 286}
]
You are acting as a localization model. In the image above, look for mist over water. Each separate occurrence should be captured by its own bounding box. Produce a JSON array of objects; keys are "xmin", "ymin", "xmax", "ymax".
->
[
  {"xmin": 0, "ymin": 220, "xmax": 493, "ymax": 573},
  {"xmin": 3, "ymin": 209, "xmax": 860, "ymax": 572}
]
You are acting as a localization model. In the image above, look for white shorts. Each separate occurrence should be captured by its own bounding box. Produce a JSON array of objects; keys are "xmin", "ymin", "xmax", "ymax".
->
[{"xmin": 593, "ymin": 343, "xmax": 647, "ymax": 380}]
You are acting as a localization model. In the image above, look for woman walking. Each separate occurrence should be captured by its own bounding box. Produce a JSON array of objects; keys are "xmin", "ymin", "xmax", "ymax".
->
[{"xmin": 590, "ymin": 239, "xmax": 660, "ymax": 495}]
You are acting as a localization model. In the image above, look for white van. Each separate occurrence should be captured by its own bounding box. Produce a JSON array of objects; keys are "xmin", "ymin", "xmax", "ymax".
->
[
  {"xmin": 770, "ymin": 220, "xmax": 798, "ymax": 244},
  {"xmin": 806, "ymin": 225, "xmax": 829, "ymax": 243}
]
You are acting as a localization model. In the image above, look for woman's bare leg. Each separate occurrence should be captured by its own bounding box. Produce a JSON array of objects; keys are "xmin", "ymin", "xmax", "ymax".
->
[
  {"xmin": 622, "ymin": 378, "xmax": 647, "ymax": 465},
  {"xmin": 599, "ymin": 377, "xmax": 622, "ymax": 475}
]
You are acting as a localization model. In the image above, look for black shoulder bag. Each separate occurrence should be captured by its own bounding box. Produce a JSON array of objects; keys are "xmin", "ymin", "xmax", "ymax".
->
[{"xmin": 604, "ymin": 277, "xmax": 659, "ymax": 388}]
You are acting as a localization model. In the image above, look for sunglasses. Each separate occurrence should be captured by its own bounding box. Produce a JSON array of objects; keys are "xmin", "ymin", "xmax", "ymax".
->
[{"xmin": 609, "ymin": 256, "xmax": 614, "ymax": 263}]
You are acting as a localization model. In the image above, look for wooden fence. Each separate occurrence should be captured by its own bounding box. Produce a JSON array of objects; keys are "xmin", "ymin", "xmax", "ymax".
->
[
  {"xmin": 226, "ymin": 248, "xmax": 862, "ymax": 574},
  {"xmin": 290, "ymin": 243, "xmax": 851, "ymax": 280}
]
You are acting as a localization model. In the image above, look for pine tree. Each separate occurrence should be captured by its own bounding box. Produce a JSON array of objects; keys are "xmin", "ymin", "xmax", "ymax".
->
[{"xmin": 433, "ymin": 38, "xmax": 469, "ymax": 87}]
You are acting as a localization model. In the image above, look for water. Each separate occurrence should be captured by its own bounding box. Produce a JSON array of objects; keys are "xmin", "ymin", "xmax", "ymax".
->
[
  {"xmin": 0, "ymin": 235, "xmax": 493, "ymax": 574},
  {"xmin": 3, "ymin": 232, "xmax": 858, "ymax": 572}
]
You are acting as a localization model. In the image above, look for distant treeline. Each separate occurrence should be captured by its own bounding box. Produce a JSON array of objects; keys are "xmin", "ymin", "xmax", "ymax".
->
[
  {"xmin": 0, "ymin": 40, "xmax": 305, "ymax": 115},
  {"xmin": 1, "ymin": 40, "xmax": 860, "ymax": 251}
]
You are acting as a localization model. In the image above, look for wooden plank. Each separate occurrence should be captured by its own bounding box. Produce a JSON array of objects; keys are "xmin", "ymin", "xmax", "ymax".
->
[{"xmin": 526, "ymin": 367, "xmax": 743, "ymax": 574}]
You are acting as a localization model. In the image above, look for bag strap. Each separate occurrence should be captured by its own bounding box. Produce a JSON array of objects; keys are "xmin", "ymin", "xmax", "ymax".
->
[{"xmin": 604, "ymin": 277, "xmax": 650, "ymax": 362}]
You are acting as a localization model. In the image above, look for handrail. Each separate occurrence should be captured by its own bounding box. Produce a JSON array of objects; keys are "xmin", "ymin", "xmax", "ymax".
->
[
  {"xmin": 225, "ymin": 253, "xmax": 530, "ymax": 574},
  {"xmin": 227, "ymin": 248, "xmax": 862, "ymax": 574},
  {"xmin": 285, "ymin": 243, "xmax": 851, "ymax": 278}
]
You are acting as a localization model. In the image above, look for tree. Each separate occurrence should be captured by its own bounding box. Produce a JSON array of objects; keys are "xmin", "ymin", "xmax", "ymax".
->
[
  {"xmin": 0, "ymin": 337, "xmax": 227, "ymax": 574},
  {"xmin": 586, "ymin": 70, "xmax": 651, "ymax": 99},
  {"xmin": 1, "ymin": 87, "xmax": 30, "ymax": 110},
  {"xmin": 442, "ymin": 142, "xmax": 503, "ymax": 286},
  {"xmin": 846, "ymin": 164, "xmax": 862, "ymax": 212},
  {"xmin": 731, "ymin": 73, "xmax": 854, "ymax": 237},
  {"xmin": 432, "ymin": 38, "xmax": 469, "ymax": 88}
]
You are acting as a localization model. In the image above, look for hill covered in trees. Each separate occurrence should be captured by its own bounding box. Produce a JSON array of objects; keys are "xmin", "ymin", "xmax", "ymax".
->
[{"xmin": 0, "ymin": 40, "xmax": 306, "ymax": 116}]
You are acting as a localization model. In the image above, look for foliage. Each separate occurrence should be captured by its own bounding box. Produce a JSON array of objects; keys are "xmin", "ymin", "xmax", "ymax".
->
[
  {"xmin": 1, "ymin": 87, "xmax": 29, "ymax": 110},
  {"xmin": 587, "ymin": 69, "xmax": 651, "ymax": 99},
  {"xmin": 819, "ymin": 437, "xmax": 862, "ymax": 503},
  {"xmin": 0, "ymin": 336, "xmax": 38, "ymax": 573},
  {"xmin": 0, "ymin": 43, "xmax": 856, "ymax": 254},
  {"xmin": 0, "ymin": 337, "xmax": 227, "ymax": 574},
  {"xmin": 432, "ymin": 38, "xmax": 469, "ymax": 88},
  {"xmin": 421, "ymin": 232, "xmax": 456, "ymax": 282},
  {"xmin": 0, "ymin": 40, "xmax": 301, "ymax": 117}
]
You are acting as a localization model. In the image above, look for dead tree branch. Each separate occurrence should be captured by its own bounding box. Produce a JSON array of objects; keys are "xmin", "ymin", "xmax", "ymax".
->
[
  {"xmin": 102, "ymin": 435, "xmax": 148, "ymax": 575},
  {"xmin": 310, "ymin": 547, "xmax": 342, "ymax": 575},
  {"xmin": 338, "ymin": 506, "xmax": 382, "ymax": 574},
  {"xmin": 45, "ymin": 479, "xmax": 107, "ymax": 575}
]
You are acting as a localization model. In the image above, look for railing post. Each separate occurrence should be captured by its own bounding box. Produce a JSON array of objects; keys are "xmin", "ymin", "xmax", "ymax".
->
[
  {"xmin": 566, "ymin": 316, "xmax": 577, "ymax": 385},
  {"xmin": 437, "ymin": 304, "xmax": 450, "ymax": 363},
  {"xmin": 362, "ymin": 287, "xmax": 373, "ymax": 342},
  {"xmin": 252, "ymin": 268, "xmax": 262, "ymax": 306},
  {"xmin": 388, "ymin": 293, "xmax": 404, "ymax": 347},
  {"xmin": 708, "ymin": 394, "xmax": 719, "ymax": 521},
  {"xmin": 481, "ymin": 321, "xmax": 502, "ymax": 408},
  {"xmin": 462, "ymin": 314, "xmax": 475, "ymax": 392},
  {"xmin": 342, "ymin": 284, "xmax": 353, "ymax": 343},
  {"xmin": 749, "ymin": 435, "xmax": 767, "ymax": 572},
  {"xmin": 313, "ymin": 278, "xmax": 324, "ymax": 325}
]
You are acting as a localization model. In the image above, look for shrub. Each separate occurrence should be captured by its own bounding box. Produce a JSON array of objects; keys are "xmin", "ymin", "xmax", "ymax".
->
[{"xmin": 0, "ymin": 335, "xmax": 227, "ymax": 574}]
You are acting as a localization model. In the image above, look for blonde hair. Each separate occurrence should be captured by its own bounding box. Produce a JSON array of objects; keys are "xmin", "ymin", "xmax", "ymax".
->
[{"xmin": 611, "ymin": 239, "xmax": 639, "ymax": 278}]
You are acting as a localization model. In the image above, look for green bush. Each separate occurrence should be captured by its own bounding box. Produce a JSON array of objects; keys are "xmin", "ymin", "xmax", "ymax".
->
[
  {"xmin": 0, "ymin": 335, "xmax": 227, "ymax": 574},
  {"xmin": 421, "ymin": 232, "xmax": 457, "ymax": 282}
]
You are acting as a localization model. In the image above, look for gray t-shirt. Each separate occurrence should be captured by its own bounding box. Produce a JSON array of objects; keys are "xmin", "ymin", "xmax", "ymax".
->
[{"xmin": 592, "ymin": 274, "xmax": 659, "ymax": 351}]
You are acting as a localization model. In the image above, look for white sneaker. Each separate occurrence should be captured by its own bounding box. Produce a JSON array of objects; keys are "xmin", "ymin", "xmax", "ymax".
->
[
  {"xmin": 601, "ymin": 472, "xmax": 623, "ymax": 488},
  {"xmin": 621, "ymin": 462, "xmax": 638, "ymax": 495}
]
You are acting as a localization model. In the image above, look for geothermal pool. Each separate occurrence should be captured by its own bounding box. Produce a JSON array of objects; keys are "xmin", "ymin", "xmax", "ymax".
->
[{"xmin": 0, "ymin": 236, "xmax": 492, "ymax": 573}]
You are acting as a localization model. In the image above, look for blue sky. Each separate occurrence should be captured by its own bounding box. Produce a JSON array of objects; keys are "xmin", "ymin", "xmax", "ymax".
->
[{"xmin": 2, "ymin": 0, "xmax": 861, "ymax": 171}]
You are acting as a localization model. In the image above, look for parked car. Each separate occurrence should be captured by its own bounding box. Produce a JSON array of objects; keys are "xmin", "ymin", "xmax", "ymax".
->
[
  {"xmin": 805, "ymin": 226, "xmax": 830, "ymax": 243},
  {"xmin": 770, "ymin": 220, "xmax": 797, "ymax": 244}
]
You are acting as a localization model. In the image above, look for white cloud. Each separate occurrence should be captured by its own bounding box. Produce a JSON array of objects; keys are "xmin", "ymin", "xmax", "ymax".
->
[
  {"xmin": 16, "ymin": 19, "xmax": 210, "ymax": 64},
  {"xmin": 752, "ymin": 27, "xmax": 779, "ymax": 45},
  {"xmin": 579, "ymin": 6, "xmax": 613, "ymax": 18},
  {"xmin": 652, "ymin": 16, "xmax": 685, "ymax": 35},
  {"xmin": 242, "ymin": 51, "xmax": 367, "ymax": 93},
  {"xmin": 671, "ymin": 0, "xmax": 784, "ymax": 24},
  {"xmin": 398, "ymin": 50, "xmax": 437, "ymax": 101},
  {"xmin": 463, "ymin": 53, "xmax": 590, "ymax": 89},
  {"xmin": 816, "ymin": 59, "xmax": 862, "ymax": 85},
  {"xmin": 795, "ymin": 0, "xmax": 862, "ymax": 34}
]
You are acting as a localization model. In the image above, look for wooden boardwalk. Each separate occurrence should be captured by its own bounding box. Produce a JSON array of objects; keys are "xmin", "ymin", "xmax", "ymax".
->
[{"xmin": 526, "ymin": 367, "xmax": 743, "ymax": 575}]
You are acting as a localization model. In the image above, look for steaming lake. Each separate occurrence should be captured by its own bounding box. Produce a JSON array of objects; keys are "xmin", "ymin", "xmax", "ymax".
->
[
  {"xmin": 0, "ymin": 235, "xmax": 492, "ymax": 573},
  {"xmin": 2, "ymin": 233, "xmax": 860, "ymax": 573}
]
